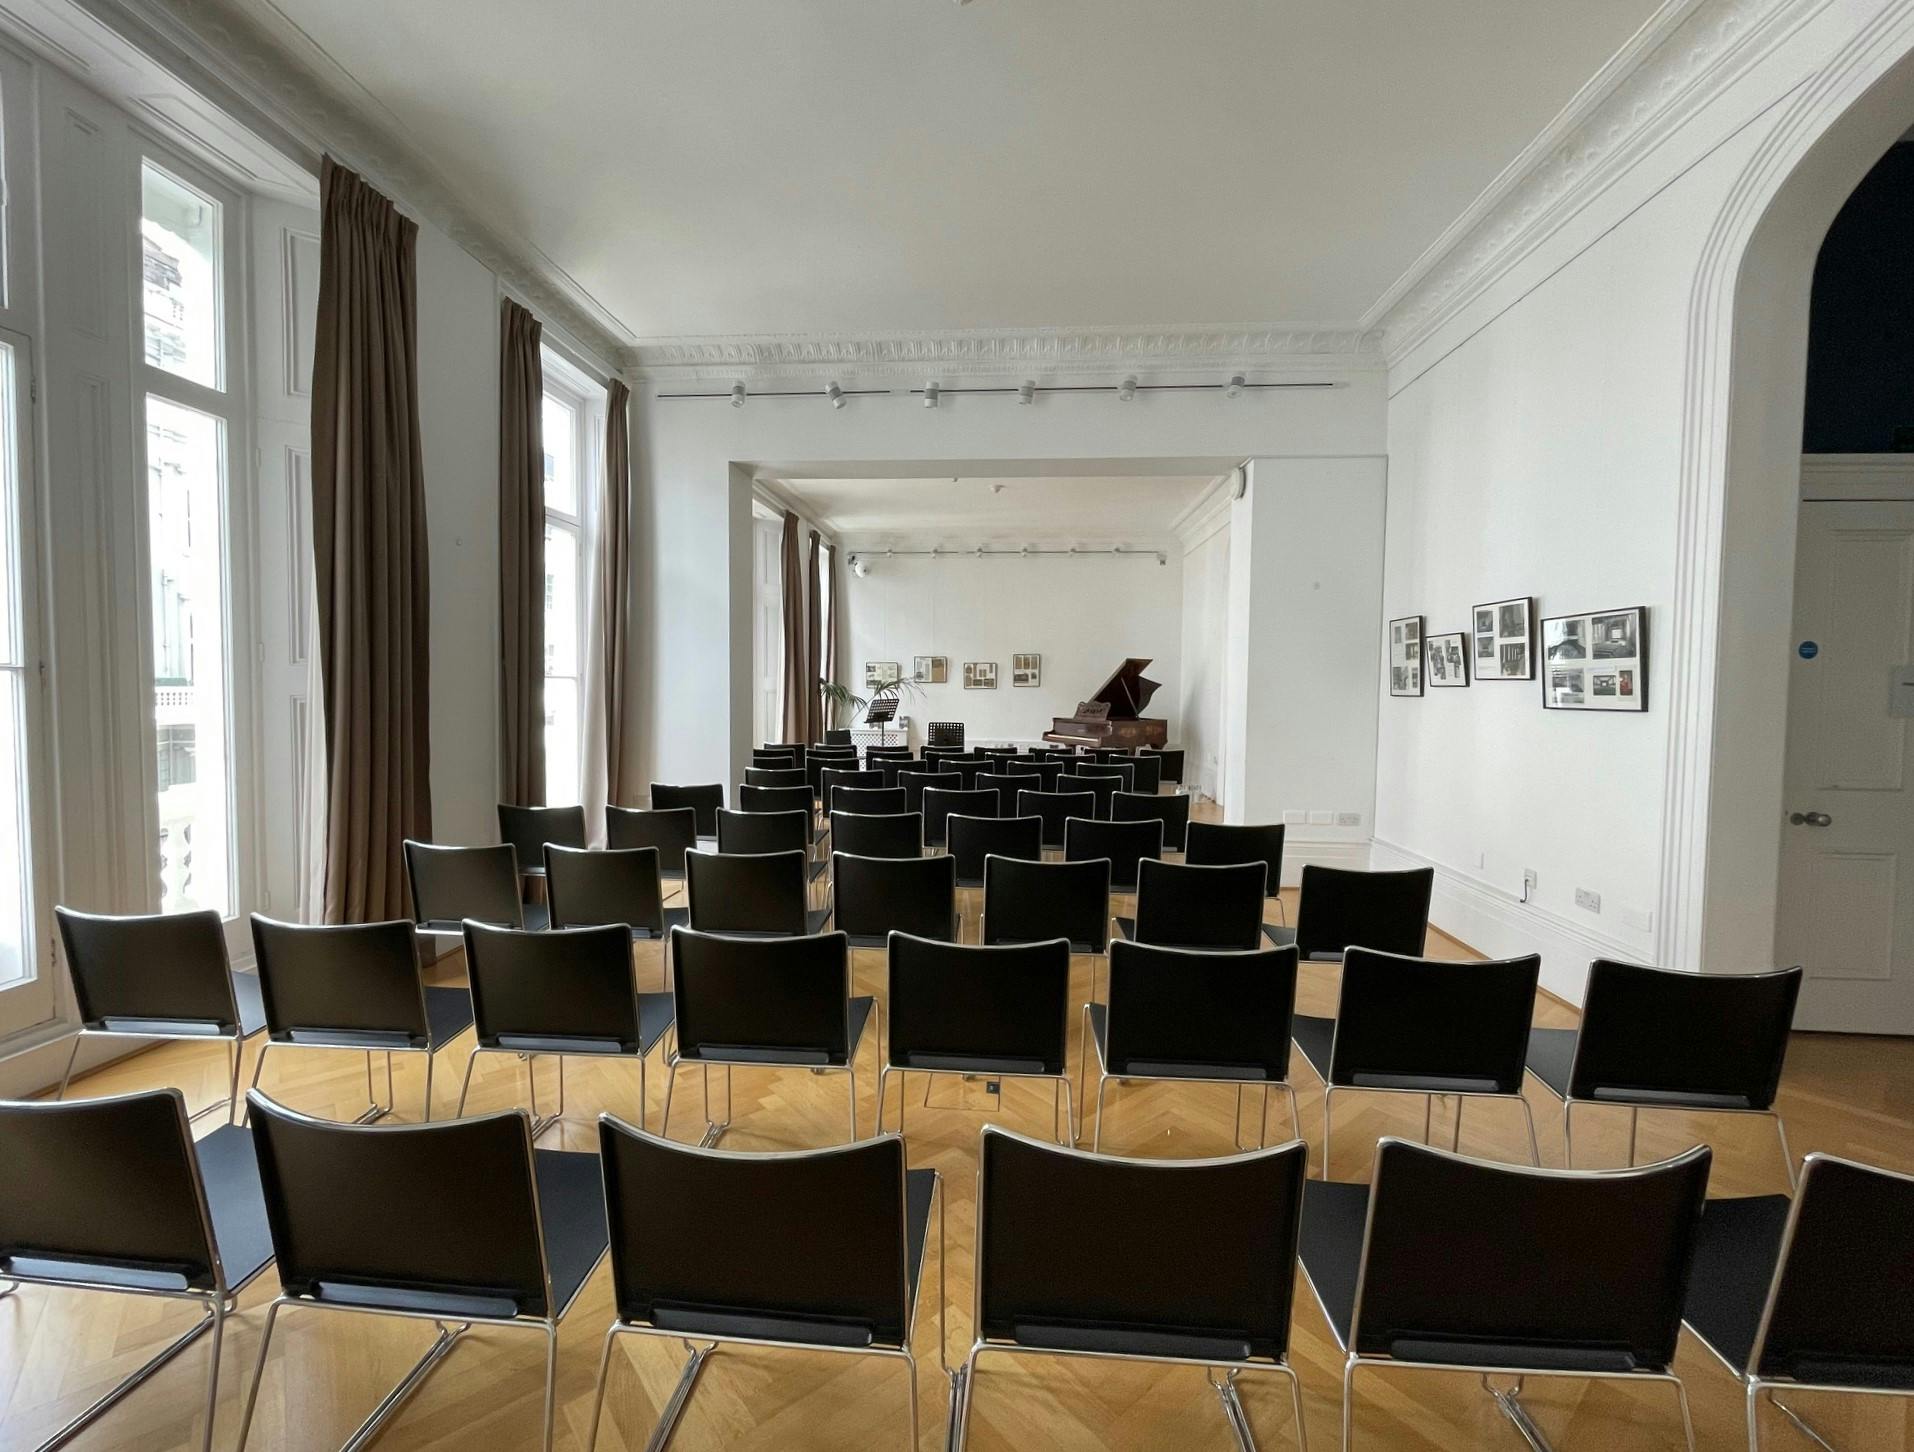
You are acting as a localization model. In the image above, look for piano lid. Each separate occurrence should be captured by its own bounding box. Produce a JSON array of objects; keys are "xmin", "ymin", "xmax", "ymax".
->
[{"xmin": 1084, "ymin": 658, "xmax": 1161, "ymax": 720}]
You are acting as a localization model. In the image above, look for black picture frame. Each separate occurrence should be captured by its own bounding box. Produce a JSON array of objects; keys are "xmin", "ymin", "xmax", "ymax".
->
[
  {"xmin": 1540, "ymin": 606, "xmax": 1648, "ymax": 712},
  {"xmin": 1388, "ymin": 615, "xmax": 1424, "ymax": 697},
  {"xmin": 1472, "ymin": 595, "xmax": 1535, "ymax": 681},
  {"xmin": 1426, "ymin": 631, "xmax": 1470, "ymax": 687}
]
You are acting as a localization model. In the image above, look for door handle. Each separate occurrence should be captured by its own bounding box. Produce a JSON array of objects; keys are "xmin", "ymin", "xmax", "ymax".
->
[{"xmin": 1788, "ymin": 811, "xmax": 1833, "ymax": 827}]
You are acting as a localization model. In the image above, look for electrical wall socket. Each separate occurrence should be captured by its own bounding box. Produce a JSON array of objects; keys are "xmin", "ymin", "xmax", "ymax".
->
[
  {"xmin": 1336, "ymin": 811, "xmax": 1362, "ymax": 827},
  {"xmin": 1522, "ymin": 868, "xmax": 1538, "ymax": 899},
  {"xmin": 1575, "ymin": 887, "xmax": 1602, "ymax": 914},
  {"xmin": 1307, "ymin": 810, "xmax": 1333, "ymax": 826},
  {"xmin": 1283, "ymin": 809, "xmax": 1306, "ymax": 825}
]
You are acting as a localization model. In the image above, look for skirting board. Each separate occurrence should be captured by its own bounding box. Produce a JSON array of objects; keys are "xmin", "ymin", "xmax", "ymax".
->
[{"xmin": 1282, "ymin": 837, "xmax": 1371, "ymax": 887}]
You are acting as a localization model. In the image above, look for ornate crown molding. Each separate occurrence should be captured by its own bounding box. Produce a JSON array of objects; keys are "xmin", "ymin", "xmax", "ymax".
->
[
  {"xmin": 81, "ymin": 0, "xmax": 632, "ymax": 367},
  {"xmin": 626, "ymin": 324, "xmax": 1384, "ymax": 384},
  {"xmin": 1374, "ymin": 0, "xmax": 1811, "ymax": 364}
]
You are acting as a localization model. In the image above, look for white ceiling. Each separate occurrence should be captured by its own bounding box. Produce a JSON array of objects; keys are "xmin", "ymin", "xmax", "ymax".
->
[
  {"xmin": 231, "ymin": 0, "xmax": 1664, "ymax": 341},
  {"xmin": 774, "ymin": 474, "xmax": 1221, "ymax": 542}
]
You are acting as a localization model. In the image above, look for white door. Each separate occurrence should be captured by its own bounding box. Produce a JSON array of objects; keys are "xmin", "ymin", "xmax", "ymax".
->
[{"xmin": 1777, "ymin": 499, "xmax": 1914, "ymax": 1032}]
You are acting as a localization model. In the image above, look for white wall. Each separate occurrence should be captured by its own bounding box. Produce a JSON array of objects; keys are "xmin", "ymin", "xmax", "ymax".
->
[
  {"xmin": 842, "ymin": 551, "xmax": 1182, "ymax": 747},
  {"xmin": 1178, "ymin": 508, "xmax": 1230, "ymax": 800}
]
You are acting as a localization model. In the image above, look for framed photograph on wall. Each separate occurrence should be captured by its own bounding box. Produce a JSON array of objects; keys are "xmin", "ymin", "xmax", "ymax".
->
[
  {"xmin": 1388, "ymin": 615, "xmax": 1424, "ymax": 696},
  {"xmin": 1473, "ymin": 595, "xmax": 1535, "ymax": 680},
  {"xmin": 1012, "ymin": 653, "xmax": 1040, "ymax": 687},
  {"xmin": 1425, "ymin": 631, "xmax": 1470, "ymax": 687},
  {"xmin": 963, "ymin": 661, "xmax": 998, "ymax": 690},
  {"xmin": 912, "ymin": 656, "xmax": 947, "ymax": 684},
  {"xmin": 865, "ymin": 660, "xmax": 901, "ymax": 691},
  {"xmin": 1541, "ymin": 607, "xmax": 1647, "ymax": 712}
]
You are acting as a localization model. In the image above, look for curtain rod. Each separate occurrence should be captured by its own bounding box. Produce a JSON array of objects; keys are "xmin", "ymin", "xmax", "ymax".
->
[
  {"xmin": 847, "ymin": 546, "xmax": 1167, "ymax": 564},
  {"xmin": 657, "ymin": 379, "xmax": 1340, "ymax": 401}
]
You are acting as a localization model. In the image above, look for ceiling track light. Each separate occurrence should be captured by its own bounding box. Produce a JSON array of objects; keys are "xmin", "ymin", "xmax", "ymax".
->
[
  {"xmin": 826, "ymin": 382, "xmax": 845, "ymax": 409},
  {"xmin": 1117, "ymin": 376, "xmax": 1138, "ymax": 402},
  {"xmin": 1017, "ymin": 380, "xmax": 1036, "ymax": 406},
  {"xmin": 923, "ymin": 382, "xmax": 940, "ymax": 408},
  {"xmin": 730, "ymin": 382, "xmax": 747, "ymax": 408},
  {"xmin": 1224, "ymin": 375, "xmax": 1245, "ymax": 398}
]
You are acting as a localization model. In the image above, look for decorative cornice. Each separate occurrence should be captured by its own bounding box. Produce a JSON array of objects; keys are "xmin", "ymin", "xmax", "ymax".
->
[
  {"xmin": 1375, "ymin": 0, "xmax": 1813, "ymax": 364},
  {"xmin": 625, "ymin": 324, "xmax": 1385, "ymax": 384}
]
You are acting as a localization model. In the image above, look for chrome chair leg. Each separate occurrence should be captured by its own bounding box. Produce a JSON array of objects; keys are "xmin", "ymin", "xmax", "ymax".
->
[
  {"xmin": 1092, "ymin": 1073, "xmax": 1112, "ymax": 1152},
  {"xmin": 1520, "ymin": 1096, "xmax": 1541, "ymax": 1166},
  {"xmin": 1321, "ymin": 1087, "xmax": 1335, "ymax": 1181},
  {"xmin": 1772, "ymin": 1113, "xmax": 1799, "ymax": 1192},
  {"xmin": 641, "ymin": 1340, "xmax": 711, "ymax": 1452},
  {"xmin": 877, "ymin": 1066, "xmax": 891, "ymax": 1133},
  {"xmin": 54, "ymin": 1034, "xmax": 81, "ymax": 1100},
  {"xmin": 243, "ymin": 1042, "xmax": 271, "ymax": 1125},
  {"xmin": 235, "ymin": 1297, "xmax": 285, "ymax": 1451},
  {"xmin": 583, "ymin": 1323, "xmax": 619, "ymax": 1452},
  {"xmin": 422, "ymin": 1050, "xmax": 436, "ymax": 1123},
  {"xmin": 455, "ymin": 1046, "xmax": 482, "ymax": 1116},
  {"xmin": 1627, "ymin": 1105, "xmax": 1640, "ymax": 1167},
  {"xmin": 540, "ymin": 1322, "xmax": 558, "ymax": 1452},
  {"xmin": 1451, "ymin": 1095, "xmax": 1463, "ymax": 1152}
]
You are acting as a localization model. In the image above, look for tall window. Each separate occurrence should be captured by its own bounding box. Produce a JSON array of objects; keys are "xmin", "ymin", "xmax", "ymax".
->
[
  {"xmin": 540, "ymin": 352, "xmax": 603, "ymax": 806},
  {"xmin": 0, "ymin": 339, "xmax": 37, "ymax": 994},
  {"xmin": 139, "ymin": 161, "xmax": 234, "ymax": 915}
]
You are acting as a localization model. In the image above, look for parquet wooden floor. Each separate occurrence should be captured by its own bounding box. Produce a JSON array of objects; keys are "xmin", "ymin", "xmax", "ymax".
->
[{"xmin": 6, "ymin": 807, "xmax": 1913, "ymax": 1449}]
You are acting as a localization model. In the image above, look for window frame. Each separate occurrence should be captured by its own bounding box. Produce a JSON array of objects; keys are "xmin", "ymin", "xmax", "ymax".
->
[{"xmin": 538, "ymin": 344, "xmax": 604, "ymax": 808}]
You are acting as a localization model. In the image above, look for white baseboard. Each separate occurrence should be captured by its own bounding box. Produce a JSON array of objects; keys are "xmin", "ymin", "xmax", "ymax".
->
[
  {"xmin": 0, "ymin": 1021, "xmax": 151, "ymax": 1100},
  {"xmin": 1283, "ymin": 837, "xmax": 1372, "ymax": 886}
]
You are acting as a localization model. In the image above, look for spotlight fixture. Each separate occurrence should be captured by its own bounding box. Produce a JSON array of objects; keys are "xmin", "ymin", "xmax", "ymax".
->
[
  {"xmin": 1224, "ymin": 374, "xmax": 1245, "ymax": 399},
  {"xmin": 730, "ymin": 382, "xmax": 747, "ymax": 408},
  {"xmin": 923, "ymin": 382, "xmax": 940, "ymax": 408},
  {"xmin": 1017, "ymin": 380, "xmax": 1036, "ymax": 406},
  {"xmin": 851, "ymin": 555, "xmax": 871, "ymax": 578},
  {"xmin": 826, "ymin": 382, "xmax": 845, "ymax": 409},
  {"xmin": 1117, "ymin": 376, "xmax": 1138, "ymax": 402}
]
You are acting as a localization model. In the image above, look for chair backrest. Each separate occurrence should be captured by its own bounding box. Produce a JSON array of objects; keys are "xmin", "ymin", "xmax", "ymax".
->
[
  {"xmin": 1090, "ymin": 747, "xmax": 1133, "ymax": 763},
  {"xmin": 1104, "ymin": 941, "xmax": 1298, "ymax": 1080},
  {"xmin": 744, "ymin": 767, "xmax": 807, "ymax": 791},
  {"xmin": 1056, "ymin": 773, "xmax": 1117, "ymax": 819},
  {"xmin": 978, "ymin": 746, "xmax": 1020, "ymax": 759},
  {"xmin": 1144, "ymin": 746, "xmax": 1185, "ymax": 784},
  {"xmin": 715, "ymin": 807, "xmax": 809, "ymax": 857},
  {"xmin": 1293, "ymin": 864, "xmax": 1433, "ymax": 959},
  {"xmin": 863, "ymin": 745, "xmax": 914, "ymax": 764},
  {"xmin": 0, "ymin": 1090, "xmax": 222, "ymax": 1291},
  {"xmin": 599, "ymin": 1119, "xmax": 914, "ymax": 1345},
  {"xmin": 975, "ymin": 1127, "xmax": 1307, "ymax": 1361},
  {"xmin": 1071, "ymin": 761, "xmax": 1135, "ymax": 793},
  {"xmin": 923, "ymin": 787, "xmax": 1000, "ymax": 847},
  {"xmin": 1749, "ymin": 1154, "xmax": 1914, "ymax": 1384},
  {"xmin": 496, "ymin": 803, "xmax": 586, "ymax": 869},
  {"xmin": 1125, "ymin": 755, "xmax": 1162, "ymax": 795},
  {"xmin": 898, "ymin": 769, "xmax": 961, "ymax": 813},
  {"xmin": 684, "ymin": 849, "xmax": 810, "ymax": 937},
  {"xmin": 650, "ymin": 782, "xmax": 724, "ymax": 837},
  {"xmin": 762, "ymin": 743, "xmax": 808, "ymax": 771},
  {"xmin": 738, "ymin": 783, "xmax": 813, "ymax": 816},
  {"xmin": 668, "ymin": 927, "xmax": 854, "ymax": 1063},
  {"xmin": 819, "ymin": 768, "xmax": 882, "ymax": 815},
  {"xmin": 983, "ymin": 855, "xmax": 1110, "ymax": 952},
  {"xmin": 833, "ymin": 853, "xmax": 957, "ymax": 942},
  {"xmin": 250, "ymin": 915, "xmax": 428, "ymax": 1043},
  {"xmin": 247, "ymin": 1092, "xmax": 555, "ymax": 1316},
  {"xmin": 888, "ymin": 935, "xmax": 1071, "ymax": 1075},
  {"xmin": 1109, "ymin": 790, "xmax": 1190, "ymax": 852},
  {"xmin": 943, "ymin": 757, "xmax": 991, "ymax": 789},
  {"xmin": 1063, "ymin": 816, "xmax": 1162, "ymax": 892},
  {"xmin": 822, "ymin": 728, "xmax": 854, "ymax": 746},
  {"xmin": 877, "ymin": 757, "xmax": 918, "ymax": 789},
  {"xmin": 921, "ymin": 746, "xmax": 964, "ymax": 771},
  {"xmin": 1185, "ymin": 822, "xmax": 1286, "ymax": 897},
  {"xmin": 1329, "ymin": 949, "xmax": 1540, "ymax": 1093},
  {"xmin": 999, "ymin": 758, "xmax": 1041, "ymax": 775},
  {"xmin": 950, "ymin": 815, "xmax": 1043, "ymax": 885},
  {"xmin": 404, "ymin": 842, "xmax": 525, "ymax": 931},
  {"xmin": 1132, "ymin": 860, "xmax": 1266, "ymax": 951},
  {"xmin": 1351, "ymin": 1139, "xmax": 1711, "ymax": 1374},
  {"xmin": 809, "ymin": 745, "xmax": 858, "ymax": 761},
  {"xmin": 1016, "ymin": 789, "xmax": 1096, "ymax": 848},
  {"xmin": 55, "ymin": 906, "xmax": 238, "ymax": 1030},
  {"xmin": 605, "ymin": 806, "xmax": 698, "ymax": 876},
  {"xmin": 1569, "ymin": 960, "xmax": 1802, "ymax": 1110},
  {"xmin": 544, "ymin": 844, "xmax": 665, "ymax": 936},
  {"xmin": 829, "ymin": 810, "xmax": 923, "ymax": 860},
  {"xmin": 831, "ymin": 786, "xmax": 907, "ymax": 817},
  {"xmin": 750, "ymin": 749, "xmax": 797, "ymax": 770},
  {"xmin": 462, "ymin": 920, "xmax": 641, "ymax": 1049},
  {"xmin": 974, "ymin": 772, "xmax": 1026, "ymax": 817}
]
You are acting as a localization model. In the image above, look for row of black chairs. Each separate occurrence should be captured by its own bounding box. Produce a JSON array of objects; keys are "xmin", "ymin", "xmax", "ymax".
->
[
  {"xmin": 4, "ymin": 1084, "xmax": 1904, "ymax": 1452},
  {"xmin": 754, "ymin": 739, "xmax": 1186, "ymax": 780}
]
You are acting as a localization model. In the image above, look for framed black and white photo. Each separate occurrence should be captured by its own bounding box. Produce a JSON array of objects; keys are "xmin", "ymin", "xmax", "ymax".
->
[
  {"xmin": 1388, "ymin": 615, "xmax": 1423, "ymax": 696},
  {"xmin": 1011, "ymin": 653, "xmax": 1040, "ymax": 687},
  {"xmin": 1541, "ymin": 607, "xmax": 1647, "ymax": 712},
  {"xmin": 1473, "ymin": 595, "xmax": 1535, "ymax": 680},
  {"xmin": 912, "ymin": 655, "xmax": 947, "ymax": 685},
  {"xmin": 1425, "ymin": 631, "xmax": 1469, "ymax": 687},
  {"xmin": 963, "ymin": 660, "xmax": 998, "ymax": 690},
  {"xmin": 865, "ymin": 661, "xmax": 901, "ymax": 691}
]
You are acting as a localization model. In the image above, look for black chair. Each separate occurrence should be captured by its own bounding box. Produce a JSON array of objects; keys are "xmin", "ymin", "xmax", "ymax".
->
[
  {"xmin": 1016, "ymin": 788, "xmax": 1096, "ymax": 849},
  {"xmin": 750, "ymin": 748, "xmax": 797, "ymax": 770},
  {"xmin": 1117, "ymin": 859, "xmax": 1266, "ymax": 951},
  {"xmin": 585, "ymin": 1120, "xmax": 942, "ymax": 1450},
  {"xmin": 1056, "ymin": 771, "xmax": 1118, "ymax": 819},
  {"xmin": 949, "ymin": 814, "xmax": 1043, "ymax": 889},
  {"xmin": 1089, "ymin": 747, "xmax": 1133, "ymax": 763},
  {"xmin": 1187, "ymin": 821, "xmax": 1287, "ymax": 922},
  {"xmin": 806, "ymin": 753, "xmax": 858, "ymax": 802},
  {"xmin": 53, "ymin": 906, "xmax": 266, "ymax": 1122},
  {"xmin": 544, "ymin": 843, "xmax": 687, "ymax": 944},
  {"xmin": 1265, "ymin": 863, "xmax": 1432, "ymax": 957},
  {"xmin": 820, "ymin": 766, "xmax": 882, "ymax": 815},
  {"xmin": 883, "ymin": 935, "xmax": 1075, "ymax": 1143},
  {"xmin": 762, "ymin": 742, "xmax": 808, "ymax": 771},
  {"xmin": 822, "ymin": 728, "xmax": 854, "ymax": 746},
  {"xmin": 1145, "ymin": 746, "xmax": 1185, "ymax": 785},
  {"xmin": 738, "ymin": 781, "xmax": 815, "ymax": 818},
  {"xmin": 1126, "ymin": 754, "xmax": 1163, "ymax": 796},
  {"xmin": 974, "ymin": 770, "xmax": 1026, "ymax": 817},
  {"xmin": 924, "ymin": 786, "xmax": 999, "ymax": 849},
  {"xmin": 833, "ymin": 853, "xmax": 958, "ymax": 949},
  {"xmin": 1289, "ymin": 947, "xmax": 1543, "ymax": 1180},
  {"xmin": 1683, "ymin": 1153, "xmax": 1914, "ymax": 1449},
  {"xmin": 1524, "ymin": 959, "xmax": 1804, "ymax": 1187},
  {"xmin": 716, "ymin": 805, "xmax": 813, "ymax": 860},
  {"xmin": 496, "ymin": 804, "xmax": 586, "ymax": 885},
  {"xmin": 831, "ymin": 809, "xmax": 924, "ymax": 861},
  {"xmin": 236, "ymin": 1093, "xmax": 608, "ymax": 1452},
  {"xmin": 405, "ymin": 839, "xmax": 547, "ymax": 935},
  {"xmin": 1064, "ymin": 815, "xmax": 1161, "ymax": 893},
  {"xmin": 899, "ymin": 768, "xmax": 961, "ymax": 814},
  {"xmin": 0, "ymin": 1090, "xmax": 273, "ymax": 1452},
  {"xmin": 1085, "ymin": 940, "xmax": 1301, "ymax": 1156},
  {"xmin": 942, "ymin": 756, "xmax": 992, "ymax": 790},
  {"xmin": 863, "ymin": 744, "xmax": 915, "ymax": 765},
  {"xmin": 1071, "ymin": 761, "xmax": 1135, "ymax": 795},
  {"xmin": 982, "ymin": 855, "xmax": 1109, "ymax": 955},
  {"xmin": 651, "ymin": 782, "xmax": 724, "ymax": 838},
  {"xmin": 953, "ymin": 1126, "xmax": 1309, "ymax": 1451},
  {"xmin": 998, "ymin": 757, "xmax": 1042, "ymax": 774},
  {"xmin": 977, "ymin": 746, "xmax": 1021, "ymax": 759},
  {"xmin": 833, "ymin": 784, "xmax": 907, "ymax": 817},
  {"xmin": 878, "ymin": 757, "xmax": 919, "ymax": 789},
  {"xmin": 664, "ymin": 927, "xmax": 877, "ymax": 1144},
  {"xmin": 922, "ymin": 745, "xmax": 966, "ymax": 771},
  {"xmin": 744, "ymin": 766, "xmax": 807, "ymax": 790},
  {"xmin": 606, "ymin": 805, "xmax": 697, "ymax": 885},
  {"xmin": 684, "ymin": 848, "xmax": 832, "ymax": 937},
  {"xmin": 1110, "ymin": 788, "xmax": 1189, "ymax": 853},
  {"xmin": 248, "ymin": 915, "xmax": 474, "ymax": 1124},
  {"xmin": 1299, "ymin": 1138, "xmax": 1709, "ymax": 1451}
]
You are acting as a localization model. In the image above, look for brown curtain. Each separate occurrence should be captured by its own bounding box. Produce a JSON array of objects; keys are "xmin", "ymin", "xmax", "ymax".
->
[
  {"xmin": 498, "ymin": 299, "xmax": 545, "ymax": 806},
  {"xmin": 310, "ymin": 157, "xmax": 432, "ymax": 923},
  {"xmin": 601, "ymin": 379, "xmax": 632, "ymax": 804},
  {"xmin": 822, "ymin": 543, "xmax": 838, "ymax": 718},
  {"xmin": 805, "ymin": 530, "xmax": 823, "ymax": 742},
  {"xmin": 779, "ymin": 511, "xmax": 806, "ymax": 742}
]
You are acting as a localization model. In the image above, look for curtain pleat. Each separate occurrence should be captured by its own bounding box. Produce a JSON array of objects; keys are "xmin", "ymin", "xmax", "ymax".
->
[
  {"xmin": 498, "ymin": 299, "xmax": 545, "ymax": 806},
  {"xmin": 823, "ymin": 542, "xmax": 838, "ymax": 721},
  {"xmin": 779, "ymin": 511, "xmax": 806, "ymax": 742},
  {"xmin": 805, "ymin": 529, "xmax": 822, "ymax": 743},
  {"xmin": 601, "ymin": 379, "xmax": 632, "ymax": 804}
]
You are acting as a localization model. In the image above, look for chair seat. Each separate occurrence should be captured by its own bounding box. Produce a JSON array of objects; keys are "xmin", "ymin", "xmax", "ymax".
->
[
  {"xmin": 1261, "ymin": 923, "xmax": 1296, "ymax": 949},
  {"xmin": 637, "ymin": 992, "xmax": 676, "ymax": 1055},
  {"xmin": 1682, "ymin": 1194, "xmax": 1792, "ymax": 1379},
  {"xmin": 193, "ymin": 1124, "xmax": 276, "ymax": 1295},
  {"xmin": 807, "ymin": 907, "xmax": 834, "ymax": 935},
  {"xmin": 631, "ymin": 907, "xmax": 691, "ymax": 942},
  {"xmin": 899, "ymin": 1050, "xmax": 1051, "ymax": 1076},
  {"xmin": 536, "ymin": 1146, "xmax": 612, "ymax": 1317},
  {"xmin": 848, "ymin": 995, "xmax": 877, "ymax": 1059},
  {"xmin": 416, "ymin": 903, "xmax": 549, "ymax": 936},
  {"xmin": 231, "ymin": 970, "xmax": 268, "ymax": 1038},
  {"xmin": 1009, "ymin": 1322, "xmax": 1253, "ymax": 1363},
  {"xmin": 904, "ymin": 1167, "xmax": 935, "ymax": 1322},
  {"xmin": 809, "ymin": 859, "xmax": 830, "ymax": 883},
  {"xmin": 1525, "ymin": 1026, "xmax": 1577, "ymax": 1100},
  {"xmin": 1086, "ymin": 1004, "xmax": 1271, "ymax": 1082},
  {"xmin": 424, "ymin": 985, "xmax": 476, "ymax": 1050},
  {"xmin": 1290, "ymin": 1014, "xmax": 1335, "ymax": 1081}
]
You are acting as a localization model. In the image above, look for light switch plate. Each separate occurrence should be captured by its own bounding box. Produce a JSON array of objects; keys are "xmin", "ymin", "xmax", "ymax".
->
[
  {"xmin": 1283, "ymin": 810, "xmax": 1306, "ymax": 825},
  {"xmin": 1307, "ymin": 810, "xmax": 1333, "ymax": 826}
]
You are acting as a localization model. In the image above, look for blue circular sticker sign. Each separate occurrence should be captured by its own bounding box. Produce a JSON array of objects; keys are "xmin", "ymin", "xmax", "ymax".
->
[{"xmin": 1798, "ymin": 641, "xmax": 1819, "ymax": 660}]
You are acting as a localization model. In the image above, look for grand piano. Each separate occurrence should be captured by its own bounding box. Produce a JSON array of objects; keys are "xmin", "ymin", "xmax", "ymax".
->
[{"xmin": 1043, "ymin": 657, "xmax": 1169, "ymax": 750}]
